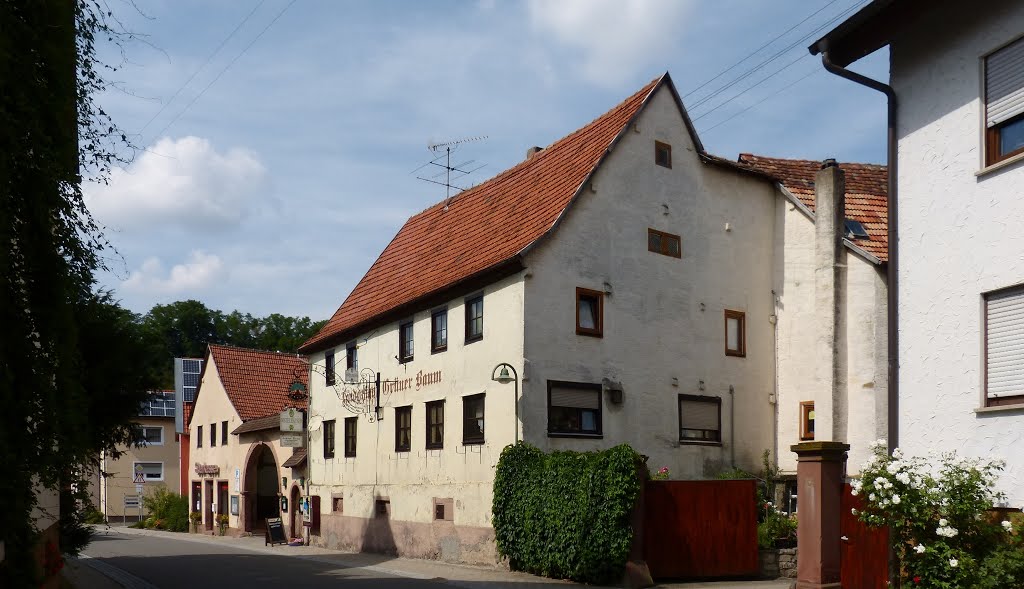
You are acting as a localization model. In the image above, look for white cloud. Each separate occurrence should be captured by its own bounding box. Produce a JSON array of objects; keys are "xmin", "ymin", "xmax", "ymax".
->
[
  {"xmin": 527, "ymin": 0, "xmax": 692, "ymax": 86},
  {"xmin": 85, "ymin": 136, "xmax": 267, "ymax": 229},
  {"xmin": 123, "ymin": 250, "xmax": 225, "ymax": 295}
]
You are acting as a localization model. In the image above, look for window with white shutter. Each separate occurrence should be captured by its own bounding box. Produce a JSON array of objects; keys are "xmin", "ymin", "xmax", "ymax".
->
[
  {"xmin": 985, "ymin": 286, "xmax": 1024, "ymax": 405},
  {"xmin": 679, "ymin": 395, "xmax": 721, "ymax": 443},
  {"xmin": 548, "ymin": 381, "xmax": 602, "ymax": 436},
  {"xmin": 985, "ymin": 36, "xmax": 1024, "ymax": 166}
]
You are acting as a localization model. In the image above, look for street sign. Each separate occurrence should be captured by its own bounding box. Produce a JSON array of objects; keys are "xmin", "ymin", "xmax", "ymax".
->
[
  {"xmin": 280, "ymin": 433, "xmax": 303, "ymax": 448},
  {"xmin": 133, "ymin": 472, "xmax": 146, "ymax": 484},
  {"xmin": 280, "ymin": 408, "xmax": 303, "ymax": 432},
  {"xmin": 135, "ymin": 484, "xmax": 143, "ymax": 494},
  {"xmin": 124, "ymin": 495, "xmax": 141, "ymax": 508}
]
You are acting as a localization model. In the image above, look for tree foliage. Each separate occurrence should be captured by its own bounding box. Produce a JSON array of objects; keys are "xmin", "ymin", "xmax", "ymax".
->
[{"xmin": 492, "ymin": 442, "xmax": 643, "ymax": 585}]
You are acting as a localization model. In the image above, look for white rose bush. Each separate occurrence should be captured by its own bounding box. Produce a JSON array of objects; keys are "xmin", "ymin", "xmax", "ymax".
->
[{"xmin": 853, "ymin": 440, "xmax": 1024, "ymax": 588}]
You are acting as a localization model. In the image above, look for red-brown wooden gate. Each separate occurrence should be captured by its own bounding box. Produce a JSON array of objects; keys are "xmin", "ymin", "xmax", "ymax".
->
[
  {"xmin": 840, "ymin": 483, "xmax": 888, "ymax": 589},
  {"xmin": 643, "ymin": 480, "xmax": 759, "ymax": 579}
]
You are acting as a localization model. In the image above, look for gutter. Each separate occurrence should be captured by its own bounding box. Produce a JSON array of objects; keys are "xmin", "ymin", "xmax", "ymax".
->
[{"xmin": 819, "ymin": 52, "xmax": 898, "ymax": 456}]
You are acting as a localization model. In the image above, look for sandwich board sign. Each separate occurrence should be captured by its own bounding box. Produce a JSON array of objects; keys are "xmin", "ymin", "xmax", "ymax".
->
[{"xmin": 265, "ymin": 517, "xmax": 286, "ymax": 546}]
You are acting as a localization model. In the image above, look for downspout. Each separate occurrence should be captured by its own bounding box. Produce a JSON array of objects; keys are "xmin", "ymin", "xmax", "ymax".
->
[
  {"xmin": 821, "ymin": 52, "xmax": 899, "ymax": 455},
  {"xmin": 729, "ymin": 385, "xmax": 736, "ymax": 469}
]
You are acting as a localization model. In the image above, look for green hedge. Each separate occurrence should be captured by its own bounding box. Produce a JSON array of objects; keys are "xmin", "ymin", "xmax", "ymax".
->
[
  {"xmin": 141, "ymin": 487, "xmax": 189, "ymax": 532},
  {"xmin": 492, "ymin": 442, "xmax": 642, "ymax": 584}
]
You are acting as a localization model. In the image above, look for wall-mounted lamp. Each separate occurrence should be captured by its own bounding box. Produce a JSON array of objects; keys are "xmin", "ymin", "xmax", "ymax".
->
[{"xmin": 491, "ymin": 363, "xmax": 520, "ymax": 444}]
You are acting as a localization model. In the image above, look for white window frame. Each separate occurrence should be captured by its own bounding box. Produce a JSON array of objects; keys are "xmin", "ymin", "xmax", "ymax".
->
[
  {"xmin": 139, "ymin": 425, "xmax": 164, "ymax": 446},
  {"xmin": 133, "ymin": 461, "xmax": 165, "ymax": 482}
]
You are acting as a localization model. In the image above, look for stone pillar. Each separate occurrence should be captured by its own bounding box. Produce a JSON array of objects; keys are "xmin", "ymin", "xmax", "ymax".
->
[
  {"xmin": 792, "ymin": 441, "xmax": 849, "ymax": 589},
  {"xmin": 814, "ymin": 159, "xmax": 845, "ymax": 441}
]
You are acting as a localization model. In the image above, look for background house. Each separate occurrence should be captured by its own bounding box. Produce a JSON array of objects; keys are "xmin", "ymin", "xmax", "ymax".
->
[
  {"xmin": 299, "ymin": 73, "xmax": 890, "ymax": 563},
  {"xmin": 811, "ymin": 0, "xmax": 1024, "ymax": 505}
]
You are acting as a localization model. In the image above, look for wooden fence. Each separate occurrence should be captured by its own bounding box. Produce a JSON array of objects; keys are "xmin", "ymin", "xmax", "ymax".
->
[
  {"xmin": 643, "ymin": 479, "xmax": 759, "ymax": 579},
  {"xmin": 840, "ymin": 483, "xmax": 888, "ymax": 588}
]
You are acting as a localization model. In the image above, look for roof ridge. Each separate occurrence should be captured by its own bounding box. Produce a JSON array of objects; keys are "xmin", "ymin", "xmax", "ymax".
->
[
  {"xmin": 208, "ymin": 343, "xmax": 308, "ymax": 358},
  {"xmin": 739, "ymin": 152, "xmax": 886, "ymax": 168}
]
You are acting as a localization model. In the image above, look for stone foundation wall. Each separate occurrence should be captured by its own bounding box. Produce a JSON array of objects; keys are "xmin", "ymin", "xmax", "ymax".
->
[
  {"xmin": 759, "ymin": 547, "xmax": 797, "ymax": 579},
  {"xmin": 312, "ymin": 512, "xmax": 498, "ymax": 565}
]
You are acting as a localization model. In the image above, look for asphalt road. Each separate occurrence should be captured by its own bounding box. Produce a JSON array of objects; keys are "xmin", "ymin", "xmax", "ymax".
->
[{"xmin": 80, "ymin": 531, "xmax": 453, "ymax": 589}]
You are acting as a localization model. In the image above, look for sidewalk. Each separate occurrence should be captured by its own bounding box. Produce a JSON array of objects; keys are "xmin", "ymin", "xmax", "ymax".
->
[{"xmin": 64, "ymin": 525, "xmax": 793, "ymax": 589}]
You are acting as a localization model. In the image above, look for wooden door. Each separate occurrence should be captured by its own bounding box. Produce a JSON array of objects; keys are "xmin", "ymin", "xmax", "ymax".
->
[
  {"xmin": 840, "ymin": 484, "xmax": 888, "ymax": 588},
  {"xmin": 204, "ymin": 480, "xmax": 214, "ymax": 530}
]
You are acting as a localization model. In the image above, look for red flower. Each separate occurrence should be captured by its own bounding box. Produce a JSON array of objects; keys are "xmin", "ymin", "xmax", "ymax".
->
[{"xmin": 913, "ymin": 576, "xmax": 921, "ymax": 583}]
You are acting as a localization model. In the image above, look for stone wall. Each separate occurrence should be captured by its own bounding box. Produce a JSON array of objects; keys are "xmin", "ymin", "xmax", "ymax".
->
[{"xmin": 759, "ymin": 547, "xmax": 797, "ymax": 579}]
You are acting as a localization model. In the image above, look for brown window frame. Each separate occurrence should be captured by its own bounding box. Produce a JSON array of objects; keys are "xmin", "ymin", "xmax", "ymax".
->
[
  {"xmin": 395, "ymin": 406, "xmax": 412, "ymax": 452},
  {"xmin": 575, "ymin": 287, "xmax": 604, "ymax": 337},
  {"xmin": 431, "ymin": 308, "xmax": 448, "ymax": 353},
  {"xmin": 196, "ymin": 425, "xmax": 203, "ymax": 448},
  {"xmin": 323, "ymin": 419, "xmax": 336, "ymax": 459},
  {"xmin": 221, "ymin": 421, "xmax": 228, "ymax": 446},
  {"xmin": 678, "ymin": 394, "xmax": 722, "ymax": 444},
  {"xmin": 426, "ymin": 400, "xmax": 444, "ymax": 450},
  {"xmin": 398, "ymin": 321, "xmax": 414, "ymax": 363},
  {"xmin": 724, "ymin": 309, "xmax": 746, "ymax": 357},
  {"xmin": 799, "ymin": 401, "xmax": 815, "ymax": 441},
  {"xmin": 343, "ymin": 416, "xmax": 357, "ymax": 457},
  {"xmin": 332, "ymin": 497, "xmax": 343, "ymax": 513},
  {"xmin": 655, "ymin": 140, "xmax": 672, "ymax": 168},
  {"xmin": 345, "ymin": 342, "xmax": 357, "ymax": 373},
  {"xmin": 983, "ymin": 284, "xmax": 1024, "ymax": 407},
  {"xmin": 209, "ymin": 423, "xmax": 216, "ymax": 447},
  {"xmin": 462, "ymin": 393, "xmax": 485, "ymax": 445},
  {"xmin": 547, "ymin": 380, "xmax": 603, "ymax": 438},
  {"xmin": 647, "ymin": 228, "xmax": 682, "ymax": 258},
  {"xmin": 984, "ymin": 37, "xmax": 1024, "ymax": 167},
  {"xmin": 465, "ymin": 295, "xmax": 484, "ymax": 343},
  {"xmin": 325, "ymin": 349, "xmax": 336, "ymax": 386}
]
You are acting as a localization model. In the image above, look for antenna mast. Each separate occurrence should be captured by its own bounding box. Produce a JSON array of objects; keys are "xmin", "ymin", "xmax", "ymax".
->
[{"xmin": 412, "ymin": 135, "xmax": 488, "ymax": 208}]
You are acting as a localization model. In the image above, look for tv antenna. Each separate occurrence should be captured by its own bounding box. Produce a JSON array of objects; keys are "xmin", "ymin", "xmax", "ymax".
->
[{"xmin": 412, "ymin": 135, "xmax": 488, "ymax": 208}]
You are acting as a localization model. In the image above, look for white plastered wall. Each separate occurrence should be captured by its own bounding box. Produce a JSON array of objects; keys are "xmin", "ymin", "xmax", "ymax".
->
[{"xmin": 892, "ymin": 0, "xmax": 1024, "ymax": 503}]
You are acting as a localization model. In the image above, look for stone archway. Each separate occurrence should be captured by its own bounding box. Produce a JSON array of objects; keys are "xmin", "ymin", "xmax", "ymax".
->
[{"xmin": 241, "ymin": 443, "xmax": 280, "ymax": 532}]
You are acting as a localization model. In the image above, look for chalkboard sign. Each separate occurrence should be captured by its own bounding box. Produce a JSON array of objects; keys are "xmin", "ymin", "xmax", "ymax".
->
[{"xmin": 265, "ymin": 517, "xmax": 286, "ymax": 546}]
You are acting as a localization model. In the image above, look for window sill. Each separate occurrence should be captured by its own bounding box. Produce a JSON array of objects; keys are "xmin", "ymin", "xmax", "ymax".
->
[
  {"xmin": 975, "ymin": 402, "xmax": 1024, "ymax": 415},
  {"xmin": 464, "ymin": 335, "xmax": 483, "ymax": 345},
  {"xmin": 431, "ymin": 347, "xmax": 447, "ymax": 355},
  {"xmin": 678, "ymin": 440, "xmax": 722, "ymax": 447},
  {"xmin": 576, "ymin": 331, "xmax": 603, "ymax": 338},
  {"xmin": 398, "ymin": 357, "xmax": 413, "ymax": 365},
  {"xmin": 977, "ymin": 151, "xmax": 1024, "ymax": 177},
  {"xmin": 547, "ymin": 432, "xmax": 603, "ymax": 439},
  {"xmin": 462, "ymin": 439, "xmax": 485, "ymax": 446}
]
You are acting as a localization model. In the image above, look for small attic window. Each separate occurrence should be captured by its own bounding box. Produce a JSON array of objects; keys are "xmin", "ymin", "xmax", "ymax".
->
[
  {"xmin": 655, "ymin": 141, "xmax": 672, "ymax": 168},
  {"xmin": 844, "ymin": 219, "xmax": 869, "ymax": 239}
]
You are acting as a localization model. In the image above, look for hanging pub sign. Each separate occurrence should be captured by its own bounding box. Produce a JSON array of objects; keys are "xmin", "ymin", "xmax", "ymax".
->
[
  {"xmin": 280, "ymin": 433, "xmax": 303, "ymax": 448},
  {"xmin": 280, "ymin": 407, "xmax": 304, "ymax": 432}
]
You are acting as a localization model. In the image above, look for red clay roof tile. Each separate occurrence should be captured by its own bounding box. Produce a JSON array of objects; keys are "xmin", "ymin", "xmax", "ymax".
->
[
  {"xmin": 301, "ymin": 75, "xmax": 665, "ymax": 353},
  {"xmin": 206, "ymin": 344, "xmax": 308, "ymax": 422},
  {"xmin": 737, "ymin": 153, "xmax": 889, "ymax": 261}
]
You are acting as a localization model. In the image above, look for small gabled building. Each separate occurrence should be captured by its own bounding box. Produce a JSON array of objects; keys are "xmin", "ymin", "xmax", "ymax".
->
[
  {"xmin": 188, "ymin": 344, "xmax": 308, "ymax": 536},
  {"xmin": 299, "ymin": 73, "xmax": 891, "ymax": 563}
]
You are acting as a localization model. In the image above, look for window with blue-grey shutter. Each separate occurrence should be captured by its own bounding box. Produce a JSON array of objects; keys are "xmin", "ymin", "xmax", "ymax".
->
[{"xmin": 985, "ymin": 37, "xmax": 1024, "ymax": 165}]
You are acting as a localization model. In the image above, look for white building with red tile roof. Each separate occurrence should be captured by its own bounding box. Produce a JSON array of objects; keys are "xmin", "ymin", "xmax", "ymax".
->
[
  {"xmin": 187, "ymin": 344, "xmax": 309, "ymax": 537},
  {"xmin": 300, "ymin": 73, "xmax": 890, "ymax": 561}
]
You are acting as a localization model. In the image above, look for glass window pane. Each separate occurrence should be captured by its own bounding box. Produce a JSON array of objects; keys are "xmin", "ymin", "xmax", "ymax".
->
[
  {"xmin": 727, "ymin": 317, "xmax": 739, "ymax": 350},
  {"xmin": 667, "ymin": 236, "xmax": 681, "ymax": 256},
  {"xmin": 581, "ymin": 410, "xmax": 597, "ymax": 432},
  {"xmin": 1000, "ymin": 117, "xmax": 1024, "ymax": 156},
  {"xmin": 649, "ymin": 231, "xmax": 661, "ymax": 251},
  {"xmin": 578, "ymin": 298, "xmax": 596, "ymax": 329}
]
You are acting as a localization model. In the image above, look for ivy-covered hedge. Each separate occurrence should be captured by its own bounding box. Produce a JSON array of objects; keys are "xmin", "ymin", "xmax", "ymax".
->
[{"xmin": 492, "ymin": 442, "xmax": 643, "ymax": 584}]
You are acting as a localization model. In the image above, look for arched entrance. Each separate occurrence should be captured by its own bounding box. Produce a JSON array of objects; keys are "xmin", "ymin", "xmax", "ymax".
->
[{"xmin": 242, "ymin": 443, "xmax": 280, "ymax": 532}]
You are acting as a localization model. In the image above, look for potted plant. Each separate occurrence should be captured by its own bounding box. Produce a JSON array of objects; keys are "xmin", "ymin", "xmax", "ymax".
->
[
  {"xmin": 189, "ymin": 511, "xmax": 202, "ymax": 533},
  {"xmin": 216, "ymin": 513, "xmax": 230, "ymax": 536}
]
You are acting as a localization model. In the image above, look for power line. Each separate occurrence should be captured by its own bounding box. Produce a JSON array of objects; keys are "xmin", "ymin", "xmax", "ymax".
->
[
  {"xmin": 149, "ymin": 0, "xmax": 298, "ymax": 143},
  {"xmin": 698, "ymin": 67, "xmax": 823, "ymax": 135},
  {"xmin": 691, "ymin": 52, "xmax": 809, "ymax": 123},
  {"xmin": 687, "ymin": 0, "xmax": 866, "ymax": 114},
  {"xmin": 681, "ymin": 0, "xmax": 840, "ymax": 100},
  {"xmin": 138, "ymin": 0, "xmax": 267, "ymax": 136}
]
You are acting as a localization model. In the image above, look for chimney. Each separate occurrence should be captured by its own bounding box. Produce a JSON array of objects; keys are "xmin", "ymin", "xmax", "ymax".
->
[
  {"xmin": 813, "ymin": 158, "xmax": 845, "ymax": 444},
  {"xmin": 525, "ymin": 146, "xmax": 543, "ymax": 160}
]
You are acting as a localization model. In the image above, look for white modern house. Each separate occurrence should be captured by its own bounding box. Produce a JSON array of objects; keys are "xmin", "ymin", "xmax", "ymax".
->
[
  {"xmin": 812, "ymin": 0, "xmax": 1024, "ymax": 505},
  {"xmin": 299, "ymin": 73, "xmax": 890, "ymax": 563}
]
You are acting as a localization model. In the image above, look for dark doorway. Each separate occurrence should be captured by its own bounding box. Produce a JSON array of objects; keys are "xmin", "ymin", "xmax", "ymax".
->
[
  {"xmin": 217, "ymin": 481, "xmax": 229, "ymax": 520},
  {"xmin": 204, "ymin": 480, "xmax": 214, "ymax": 531},
  {"xmin": 243, "ymin": 444, "xmax": 280, "ymax": 531},
  {"xmin": 191, "ymin": 481, "xmax": 201, "ymax": 516},
  {"xmin": 289, "ymin": 486, "xmax": 300, "ymax": 538}
]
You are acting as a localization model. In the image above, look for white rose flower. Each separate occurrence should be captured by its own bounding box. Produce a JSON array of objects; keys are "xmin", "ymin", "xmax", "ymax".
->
[
  {"xmin": 915, "ymin": 544, "xmax": 926, "ymax": 554},
  {"xmin": 939, "ymin": 518, "xmax": 949, "ymax": 526},
  {"xmin": 869, "ymin": 493, "xmax": 877, "ymax": 501},
  {"xmin": 1002, "ymin": 520, "xmax": 1013, "ymax": 532},
  {"xmin": 851, "ymin": 508, "xmax": 858, "ymax": 516},
  {"xmin": 950, "ymin": 558, "xmax": 958, "ymax": 568},
  {"xmin": 892, "ymin": 495, "xmax": 901, "ymax": 505}
]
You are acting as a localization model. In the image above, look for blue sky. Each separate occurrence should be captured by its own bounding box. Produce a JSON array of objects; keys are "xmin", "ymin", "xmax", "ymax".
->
[{"xmin": 88, "ymin": 0, "xmax": 889, "ymax": 321}]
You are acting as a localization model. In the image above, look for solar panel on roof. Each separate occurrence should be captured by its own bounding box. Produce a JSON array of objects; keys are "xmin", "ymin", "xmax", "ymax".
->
[{"xmin": 844, "ymin": 219, "xmax": 870, "ymax": 239}]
